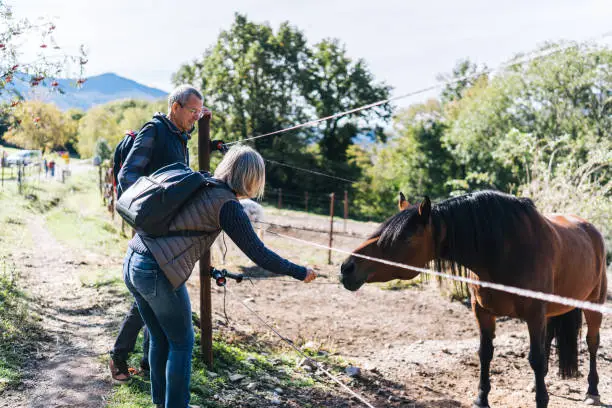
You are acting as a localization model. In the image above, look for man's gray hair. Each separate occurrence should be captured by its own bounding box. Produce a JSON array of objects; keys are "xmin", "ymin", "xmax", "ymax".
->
[{"xmin": 167, "ymin": 85, "xmax": 203, "ymax": 113}]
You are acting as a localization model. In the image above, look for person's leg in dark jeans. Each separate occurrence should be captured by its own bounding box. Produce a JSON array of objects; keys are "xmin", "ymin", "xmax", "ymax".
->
[
  {"xmin": 112, "ymin": 302, "xmax": 144, "ymax": 360},
  {"xmin": 110, "ymin": 302, "xmax": 143, "ymax": 380},
  {"xmin": 110, "ymin": 302, "xmax": 151, "ymax": 379}
]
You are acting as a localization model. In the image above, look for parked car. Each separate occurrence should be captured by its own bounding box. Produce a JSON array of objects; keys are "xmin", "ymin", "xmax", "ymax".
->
[{"xmin": 5, "ymin": 150, "xmax": 42, "ymax": 167}]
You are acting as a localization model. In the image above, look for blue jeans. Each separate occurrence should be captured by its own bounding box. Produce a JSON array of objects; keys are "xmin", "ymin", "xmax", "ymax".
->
[{"xmin": 123, "ymin": 248, "xmax": 194, "ymax": 408}]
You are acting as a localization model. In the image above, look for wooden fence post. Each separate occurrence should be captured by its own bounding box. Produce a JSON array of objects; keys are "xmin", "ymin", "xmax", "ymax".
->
[
  {"xmin": 304, "ymin": 191, "xmax": 308, "ymax": 212},
  {"xmin": 277, "ymin": 188, "xmax": 282, "ymax": 209},
  {"xmin": 328, "ymin": 192, "xmax": 335, "ymax": 265},
  {"xmin": 343, "ymin": 190, "xmax": 348, "ymax": 233},
  {"xmin": 198, "ymin": 115, "xmax": 213, "ymax": 368},
  {"xmin": 110, "ymin": 174, "xmax": 115, "ymax": 221},
  {"xmin": 98, "ymin": 165, "xmax": 103, "ymax": 194}
]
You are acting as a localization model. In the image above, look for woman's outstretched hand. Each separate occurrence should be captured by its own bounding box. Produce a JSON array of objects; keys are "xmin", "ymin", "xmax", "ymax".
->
[{"xmin": 303, "ymin": 268, "xmax": 317, "ymax": 283}]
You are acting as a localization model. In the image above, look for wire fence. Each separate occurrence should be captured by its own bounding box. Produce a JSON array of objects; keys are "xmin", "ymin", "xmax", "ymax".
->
[
  {"xmin": 224, "ymin": 285, "xmax": 378, "ymax": 408},
  {"xmin": 266, "ymin": 230, "xmax": 612, "ymax": 315}
]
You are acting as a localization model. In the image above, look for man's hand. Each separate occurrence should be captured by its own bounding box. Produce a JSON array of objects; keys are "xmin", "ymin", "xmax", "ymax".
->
[
  {"xmin": 303, "ymin": 268, "xmax": 317, "ymax": 283},
  {"xmin": 202, "ymin": 107, "xmax": 212, "ymax": 119}
]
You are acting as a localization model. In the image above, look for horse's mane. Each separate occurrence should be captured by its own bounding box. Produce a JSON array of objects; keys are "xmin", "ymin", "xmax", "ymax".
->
[
  {"xmin": 374, "ymin": 190, "xmax": 542, "ymax": 280},
  {"xmin": 373, "ymin": 206, "xmax": 421, "ymax": 248}
]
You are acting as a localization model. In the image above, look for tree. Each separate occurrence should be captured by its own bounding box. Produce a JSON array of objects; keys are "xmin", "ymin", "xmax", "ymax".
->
[
  {"xmin": 173, "ymin": 14, "xmax": 392, "ymax": 200},
  {"xmin": 437, "ymin": 59, "xmax": 487, "ymax": 104},
  {"xmin": 174, "ymin": 13, "xmax": 316, "ymax": 190},
  {"xmin": 0, "ymin": 104, "xmax": 10, "ymax": 135},
  {"xmin": 94, "ymin": 138, "xmax": 111, "ymax": 161},
  {"xmin": 443, "ymin": 43, "xmax": 612, "ymax": 192},
  {"xmin": 3, "ymin": 101, "xmax": 71, "ymax": 152},
  {"xmin": 0, "ymin": 0, "xmax": 86, "ymax": 137},
  {"xmin": 118, "ymin": 103, "xmax": 165, "ymax": 133},
  {"xmin": 301, "ymin": 39, "xmax": 392, "ymax": 162},
  {"xmin": 347, "ymin": 99, "xmax": 457, "ymax": 219},
  {"xmin": 63, "ymin": 108, "xmax": 84, "ymax": 154},
  {"xmin": 75, "ymin": 99, "xmax": 164, "ymax": 158},
  {"xmin": 174, "ymin": 14, "xmax": 310, "ymax": 151},
  {"xmin": 77, "ymin": 106, "xmax": 120, "ymax": 157}
]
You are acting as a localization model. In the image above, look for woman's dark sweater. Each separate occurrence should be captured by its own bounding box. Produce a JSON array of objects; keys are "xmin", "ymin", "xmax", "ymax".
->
[{"xmin": 129, "ymin": 200, "xmax": 307, "ymax": 281}]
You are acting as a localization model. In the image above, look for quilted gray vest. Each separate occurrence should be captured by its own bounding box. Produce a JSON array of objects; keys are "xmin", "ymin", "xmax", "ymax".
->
[{"xmin": 142, "ymin": 184, "xmax": 237, "ymax": 288}]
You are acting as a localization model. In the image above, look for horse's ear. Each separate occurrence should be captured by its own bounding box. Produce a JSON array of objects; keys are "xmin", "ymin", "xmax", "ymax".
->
[
  {"xmin": 418, "ymin": 196, "xmax": 431, "ymax": 220},
  {"xmin": 398, "ymin": 192, "xmax": 409, "ymax": 211}
]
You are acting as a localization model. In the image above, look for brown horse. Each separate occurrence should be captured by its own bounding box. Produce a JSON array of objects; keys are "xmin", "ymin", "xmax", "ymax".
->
[{"xmin": 340, "ymin": 190, "xmax": 607, "ymax": 408}]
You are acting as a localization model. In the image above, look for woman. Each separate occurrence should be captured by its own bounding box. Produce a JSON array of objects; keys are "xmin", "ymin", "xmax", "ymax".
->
[{"xmin": 122, "ymin": 145, "xmax": 316, "ymax": 408}]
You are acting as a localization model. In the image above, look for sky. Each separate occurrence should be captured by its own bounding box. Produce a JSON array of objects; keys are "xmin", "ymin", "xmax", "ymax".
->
[{"xmin": 11, "ymin": 0, "xmax": 612, "ymax": 109}]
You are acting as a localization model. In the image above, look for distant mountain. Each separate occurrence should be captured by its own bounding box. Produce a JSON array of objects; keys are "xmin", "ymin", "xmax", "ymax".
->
[{"xmin": 2, "ymin": 72, "xmax": 168, "ymax": 111}]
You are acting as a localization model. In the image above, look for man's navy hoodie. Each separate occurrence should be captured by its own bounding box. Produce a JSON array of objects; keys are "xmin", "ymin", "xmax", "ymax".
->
[{"xmin": 117, "ymin": 112, "xmax": 192, "ymax": 193}]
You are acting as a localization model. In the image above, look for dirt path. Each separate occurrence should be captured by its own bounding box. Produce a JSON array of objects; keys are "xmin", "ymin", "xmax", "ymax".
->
[{"xmin": 1, "ymin": 214, "xmax": 125, "ymax": 408}]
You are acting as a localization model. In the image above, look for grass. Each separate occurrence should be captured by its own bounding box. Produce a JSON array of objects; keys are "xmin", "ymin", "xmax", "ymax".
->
[
  {"xmin": 0, "ymin": 165, "xmax": 127, "ymax": 262},
  {"xmin": 0, "ymin": 186, "xmax": 38, "ymax": 256},
  {"xmin": 0, "ymin": 261, "xmax": 45, "ymax": 392},
  {"xmin": 379, "ymin": 275, "xmax": 424, "ymax": 290},
  {"xmin": 44, "ymin": 170, "xmax": 130, "ymax": 259},
  {"xmin": 107, "ymin": 325, "xmax": 344, "ymax": 408},
  {"xmin": 79, "ymin": 267, "xmax": 127, "ymax": 291}
]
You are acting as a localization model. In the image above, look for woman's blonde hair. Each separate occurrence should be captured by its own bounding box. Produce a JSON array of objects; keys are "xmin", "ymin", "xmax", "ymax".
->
[{"xmin": 214, "ymin": 145, "xmax": 265, "ymax": 199}]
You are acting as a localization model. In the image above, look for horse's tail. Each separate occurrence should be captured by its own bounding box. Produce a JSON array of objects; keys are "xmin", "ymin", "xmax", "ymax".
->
[{"xmin": 549, "ymin": 308, "xmax": 582, "ymax": 378}]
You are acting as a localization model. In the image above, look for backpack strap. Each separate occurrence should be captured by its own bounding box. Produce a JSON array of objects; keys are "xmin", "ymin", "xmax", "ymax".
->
[{"xmin": 140, "ymin": 120, "xmax": 160, "ymax": 141}]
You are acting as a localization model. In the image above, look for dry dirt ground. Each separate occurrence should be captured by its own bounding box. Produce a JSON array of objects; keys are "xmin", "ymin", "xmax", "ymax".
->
[
  {"xmin": 206, "ymin": 209, "xmax": 612, "ymax": 408},
  {"xmin": 2, "ymin": 203, "xmax": 611, "ymax": 408}
]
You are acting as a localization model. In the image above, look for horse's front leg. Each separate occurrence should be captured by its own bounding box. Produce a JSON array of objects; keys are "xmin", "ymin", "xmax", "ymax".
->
[
  {"xmin": 473, "ymin": 303, "xmax": 496, "ymax": 408},
  {"xmin": 527, "ymin": 310, "xmax": 549, "ymax": 408}
]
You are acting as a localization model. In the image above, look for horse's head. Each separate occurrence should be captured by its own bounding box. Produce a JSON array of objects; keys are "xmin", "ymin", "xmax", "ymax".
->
[{"xmin": 340, "ymin": 193, "xmax": 435, "ymax": 291}]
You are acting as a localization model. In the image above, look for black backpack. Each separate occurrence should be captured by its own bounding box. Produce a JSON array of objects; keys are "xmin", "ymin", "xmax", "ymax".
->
[
  {"xmin": 113, "ymin": 121, "xmax": 162, "ymax": 199},
  {"xmin": 115, "ymin": 162, "xmax": 224, "ymax": 237}
]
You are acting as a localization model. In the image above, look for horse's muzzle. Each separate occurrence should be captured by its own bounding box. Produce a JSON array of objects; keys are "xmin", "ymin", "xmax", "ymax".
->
[
  {"xmin": 340, "ymin": 259, "xmax": 354, "ymax": 276},
  {"xmin": 340, "ymin": 259, "xmax": 362, "ymax": 291}
]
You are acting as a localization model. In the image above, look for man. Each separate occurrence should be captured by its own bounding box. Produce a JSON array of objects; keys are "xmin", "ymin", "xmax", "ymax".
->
[{"xmin": 109, "ymin": 84, "xmax": 211, "ymax": 381}]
